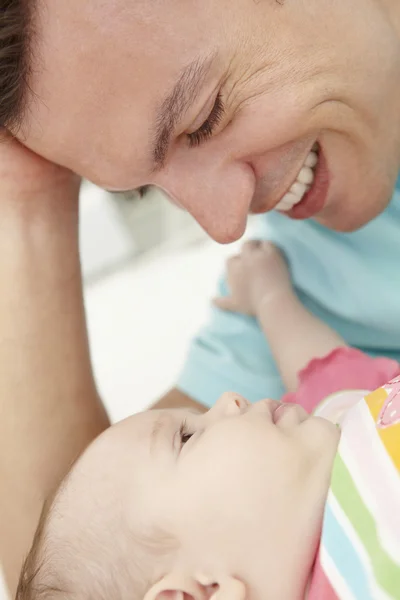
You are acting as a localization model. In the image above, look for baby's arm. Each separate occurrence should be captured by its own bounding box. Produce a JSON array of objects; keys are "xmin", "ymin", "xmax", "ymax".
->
[{"xmin": 215, "ymin": 241, "xmax": 346, "ymax": 392}]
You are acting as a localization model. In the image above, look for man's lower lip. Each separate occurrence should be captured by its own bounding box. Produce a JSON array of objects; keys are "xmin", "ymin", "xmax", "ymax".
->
[{"xmin": 284, "ymin": 147, "xmax": 329, "ymax": 219}]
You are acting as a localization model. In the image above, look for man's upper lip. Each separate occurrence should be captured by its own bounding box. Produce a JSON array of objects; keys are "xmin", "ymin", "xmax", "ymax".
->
[{"xmin": 251, "ymin": 143, "xmax": 318, "ymax": 213}]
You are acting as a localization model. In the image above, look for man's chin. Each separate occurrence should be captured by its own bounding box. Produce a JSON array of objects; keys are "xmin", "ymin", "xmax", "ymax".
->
[{"xmin": 314, "ymin": 209, "xmax": 380, "ymax": 233}]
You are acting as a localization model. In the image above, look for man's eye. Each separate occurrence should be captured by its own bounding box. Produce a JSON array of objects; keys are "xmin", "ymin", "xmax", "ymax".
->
[
  {"xmin": 187, "ymin": 93, "xmax": 225, "ymax": 148},
  {"xmin": 179, "ymin": 420, "xmax": 194, "ymax": 446}
]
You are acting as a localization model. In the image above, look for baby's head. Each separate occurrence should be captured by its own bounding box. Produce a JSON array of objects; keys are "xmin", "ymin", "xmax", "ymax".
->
[{"xmin": 17, "ymin": 393, "xmax": 340, "ymax": 600}]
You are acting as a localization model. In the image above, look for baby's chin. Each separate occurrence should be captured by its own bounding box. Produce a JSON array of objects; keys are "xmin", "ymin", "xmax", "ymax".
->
[
  {"xmin": 301, "ymin": 413, "xmax": 341, "ymax": 447},
  {"xmin": 293, "ymin": 415, "xmax": 340, "ymax": 487}
]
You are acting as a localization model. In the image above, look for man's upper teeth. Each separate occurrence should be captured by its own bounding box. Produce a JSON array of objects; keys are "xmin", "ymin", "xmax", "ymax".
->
[
  {"xmin": 305, "ymin": 152, "xmax": 318, "ymax": 168},
  {"xmin": 276, "ymin": 149, "xmax": 318, "ymax": 211}
]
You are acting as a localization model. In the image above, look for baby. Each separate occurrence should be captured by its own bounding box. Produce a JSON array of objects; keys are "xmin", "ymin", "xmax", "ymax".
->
[{"xmin": 16, "ymin": 243, "xmax": 400, "ymax": 600}]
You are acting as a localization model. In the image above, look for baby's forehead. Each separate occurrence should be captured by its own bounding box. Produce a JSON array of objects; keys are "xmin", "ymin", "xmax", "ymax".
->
[
  {"xmin": 47, "ymin": 408, "xmax": 186, "ymax": 528},
  {"xmin": 43, "ymin": 407, "xmax": 200, "ymax": 551},
  {"xmin": 71, "ymin": 409, "xmax": 162, "ymax": 473}
]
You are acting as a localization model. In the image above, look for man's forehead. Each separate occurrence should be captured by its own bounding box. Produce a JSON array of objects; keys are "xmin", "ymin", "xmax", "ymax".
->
[
  {"xmin": 37, "ymin": 0, "xmax": 160, "ymax": 31},
  {"xmin": 26, "ymin": 10, "xmax": 212, "ymax": 188}
]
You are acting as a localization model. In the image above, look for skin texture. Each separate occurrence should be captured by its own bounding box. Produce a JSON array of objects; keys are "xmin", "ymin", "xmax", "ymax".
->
[
  {"xmin": 18, "ymin": 0, "xmax": 400, "ymax": 243},
  {"xmin": 32, "ymin": 394, "xmax": 340, "ymax": 600}
]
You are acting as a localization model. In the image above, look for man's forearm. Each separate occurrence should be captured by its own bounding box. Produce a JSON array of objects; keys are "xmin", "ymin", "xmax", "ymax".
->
[{"xmin": 0, "ymin": 176, "xmax": 109, "ymax": 594}]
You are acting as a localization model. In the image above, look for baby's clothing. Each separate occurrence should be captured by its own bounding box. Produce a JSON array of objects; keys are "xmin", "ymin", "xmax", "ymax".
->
[
  {"xmin": 178, "ymin": 177, "xmax": 400, "ymax": 407},
  {"xmin": 292, "ymin": 354, "xmax": 400, "ymax": 599},
  {"xmin": 283, "ymin": 347, "xmax": 400, "ymax": 412}
]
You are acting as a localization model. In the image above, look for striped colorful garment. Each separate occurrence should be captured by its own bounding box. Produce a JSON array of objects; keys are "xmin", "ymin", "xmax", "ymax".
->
[{"xmin": 308, "ymin": 377, "xmax": 400, "ymax": 599}]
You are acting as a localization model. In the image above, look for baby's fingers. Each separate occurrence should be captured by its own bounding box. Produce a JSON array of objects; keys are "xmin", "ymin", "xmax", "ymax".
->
[
  {"xmin": 242, "ymin": 240, "xmax": 263, "ymax": 253},
  {"xmin": 226, "ymin": 254, "xmax": 242, "ymax": 270}
]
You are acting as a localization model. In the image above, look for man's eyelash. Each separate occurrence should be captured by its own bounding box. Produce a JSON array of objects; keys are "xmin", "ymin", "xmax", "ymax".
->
[
  {"xmin": 179, "ymin": 419, "xmax": 194, "ymax": 446},
  {"xmin": 187, "ymin": 93, "xmax": 225, "ymax": 148}
]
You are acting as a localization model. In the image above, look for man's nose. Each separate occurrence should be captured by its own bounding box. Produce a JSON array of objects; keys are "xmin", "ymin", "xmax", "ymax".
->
[{"xmin": 155, "ymin": 148, "xmax": 256, "ymax": 244}]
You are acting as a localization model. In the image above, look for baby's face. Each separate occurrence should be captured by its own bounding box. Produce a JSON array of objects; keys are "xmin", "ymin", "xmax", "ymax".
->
[{"xmin": 35, "ymin": 394, "xmax": 339, "ymax": 599}]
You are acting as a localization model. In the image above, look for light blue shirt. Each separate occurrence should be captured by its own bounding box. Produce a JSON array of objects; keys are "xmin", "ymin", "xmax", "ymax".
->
[{"xmin": 178, "ymin": 177, "xmax": 400, "ymax": 407}]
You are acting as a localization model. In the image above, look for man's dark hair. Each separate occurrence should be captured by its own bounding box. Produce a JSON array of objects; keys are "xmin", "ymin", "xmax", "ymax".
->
[{"xmin": 0, "ymin": 0, "xmax": 34, "ymax": 132}]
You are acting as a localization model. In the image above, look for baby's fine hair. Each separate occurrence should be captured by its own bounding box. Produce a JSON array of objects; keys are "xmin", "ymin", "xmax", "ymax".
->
[{"xmin": 16, "ymin": 497, "xmax": 176, "ymax": 600}]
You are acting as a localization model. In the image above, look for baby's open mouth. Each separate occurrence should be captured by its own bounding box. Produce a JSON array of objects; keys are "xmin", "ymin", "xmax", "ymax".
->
[{"xmin": 275, "ymin": 143, "xmax": 319, "ymax": 212}]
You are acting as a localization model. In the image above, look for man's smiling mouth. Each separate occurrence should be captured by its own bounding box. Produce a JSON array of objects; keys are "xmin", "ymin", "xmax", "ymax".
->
[
  {"xmin": 251, "ymin": 141, "xmax": 329, "ymax": 221},
  {"xmin": 275, "ymin": 143, "xmax": 319, "ymax": 211}
]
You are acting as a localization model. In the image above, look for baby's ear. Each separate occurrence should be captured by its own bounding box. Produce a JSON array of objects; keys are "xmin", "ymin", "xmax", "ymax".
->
[
  {"xmin": 207, "ymin": 576, "xmax": 246, "ymax": 600},
  {"xmin": 144, "ymin": 572, "xmax": 246, "ymax": 600},
  {"xmin": 143, "ymin": 571, "xmax": 203, "ymax": 600}
]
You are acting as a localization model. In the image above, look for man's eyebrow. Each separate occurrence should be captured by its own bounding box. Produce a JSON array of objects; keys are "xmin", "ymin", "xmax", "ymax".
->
[{"xmin": 151, "ymin": 53, "xmax": 216, "ymax": 171}]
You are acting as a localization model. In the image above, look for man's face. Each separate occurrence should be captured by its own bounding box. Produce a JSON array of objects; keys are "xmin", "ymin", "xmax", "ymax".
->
[{"xmin": 21, "ymin": 0, "xmax": 400, "ymax": 241}]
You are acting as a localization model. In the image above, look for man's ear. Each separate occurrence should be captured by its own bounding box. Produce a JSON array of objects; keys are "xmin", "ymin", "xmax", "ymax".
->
[{"xmin": 144, "ymin": 572, "xmax": 246, "ymax": 600}]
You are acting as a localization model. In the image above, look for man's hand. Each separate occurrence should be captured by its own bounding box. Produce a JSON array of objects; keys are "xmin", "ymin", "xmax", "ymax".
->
[
  {"xmin": 214, "ymin": 241, "xmax": 293, "ymax": 316},
  {"xmin": 0, "ymin": 131, "xmax": 80, "ymax": 208}
]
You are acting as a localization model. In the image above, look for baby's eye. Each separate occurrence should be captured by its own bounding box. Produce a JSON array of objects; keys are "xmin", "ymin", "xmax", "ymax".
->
[
  {"xmin": 181, "ymin": 432, "xmax": 193, "ymax": 445},
  {"xmin": 179, "ymin": 421, "xmax": 194, "ymax": 446}
]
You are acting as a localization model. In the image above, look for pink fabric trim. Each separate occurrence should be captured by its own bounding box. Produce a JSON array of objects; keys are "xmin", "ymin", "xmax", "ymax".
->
[
  {"xmin": 308, "ymin": 554, "xmax": 339, "ymax": 600},
  {"xmin": 282, "ymin": 347, "xmax": 400, "ymax": 415}
]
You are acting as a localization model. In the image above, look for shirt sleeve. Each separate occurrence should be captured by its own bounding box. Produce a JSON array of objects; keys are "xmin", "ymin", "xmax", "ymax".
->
[
  {"xmin": 283, "ymin": 346, "xmax": 400, "ymax": 414},
  {"xmin": 177, "ymin": 276, "xmax": 285, "ymax": 407}
]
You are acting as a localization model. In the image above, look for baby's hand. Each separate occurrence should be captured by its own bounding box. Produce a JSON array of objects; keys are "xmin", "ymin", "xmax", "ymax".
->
[{"xmin": 214, "ymin": 241, "xmax": 293, "ymax": 316}]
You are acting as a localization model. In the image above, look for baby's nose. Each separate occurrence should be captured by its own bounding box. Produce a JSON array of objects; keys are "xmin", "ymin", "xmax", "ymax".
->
[{"xmin": 210, "ymin": 392, "xmax": 250, "ymax": 419}]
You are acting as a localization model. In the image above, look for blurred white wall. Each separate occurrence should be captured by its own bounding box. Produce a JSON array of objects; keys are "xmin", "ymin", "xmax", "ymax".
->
[
  {"xmin": 79, "ymin": 183, "xmax": 136, "ymax": 281},
  {"xmin": 79, "ymin": 183, "xmax": 206, "ymax": 282},
  {"xmin": 85, "ymin": 239, "xmax": 236, "ymax": 421},
  {"xmin": 80, "ymin": 183, "xmax": 242, "ymax": 421}
]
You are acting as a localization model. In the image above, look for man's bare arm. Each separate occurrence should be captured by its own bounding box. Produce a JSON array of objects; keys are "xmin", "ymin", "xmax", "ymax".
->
[{"xmin": 0, "ymin": 137, "xmax": 109, "ymax": 595}]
